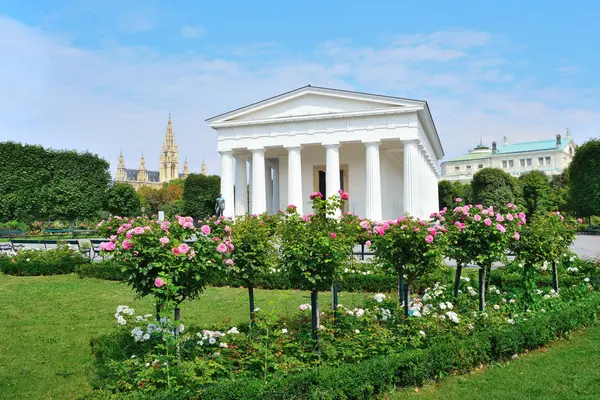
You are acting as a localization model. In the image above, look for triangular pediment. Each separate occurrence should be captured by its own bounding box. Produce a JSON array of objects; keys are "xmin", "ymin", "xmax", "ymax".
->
[{"xmin": 207, "ymin": 86, "xmax": 425, "ymax": 125}]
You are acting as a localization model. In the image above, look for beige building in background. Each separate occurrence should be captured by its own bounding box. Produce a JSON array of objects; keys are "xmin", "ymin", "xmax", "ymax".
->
[
  {"xmin": 114, "ymin": 114, "xmax": 207, "ymax": 190},
  {"xmin": 440, "ymin": 130, "xmax": 576, "ymax": 183}
]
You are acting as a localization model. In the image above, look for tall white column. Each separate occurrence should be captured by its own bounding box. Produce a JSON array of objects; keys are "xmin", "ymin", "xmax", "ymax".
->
[
  {"xmin": 403, "ymin": 141, "xmax": 419, "ymax": 217},
  {"xmin": 432, "ymin": 164, "xmax": 440, "ymax": 212},
  {"xmin": 219, "ymin": 151, "xmax": 235, "ymax": 217},
  {"xmin": 234, "ymin": 155, "xmax": 248, "ymax": 216},
  {"xmin": 248, "ymin": 160, "xmax": 253, "ymax": 213},
  {"xmin": 364, "ymin": 141, "xmax": 382, "ymax": 221},
  {"xmin": 325, "ymin": 143, "xmax": 341, "ymax": 217},
  {"xmin": 287, "ymin": 146, "xmax": 303, "ymax": 214},
  {"xmin": 265, "ymin": 160, "xmax": 273, "ymax": 214},
  {"xmin": 251, "ymin": 149, "xmax": 266, "ymax": 214},
  {"xmin": 272, "ymin": 160, "xmax": 280, "ymax": 213}
]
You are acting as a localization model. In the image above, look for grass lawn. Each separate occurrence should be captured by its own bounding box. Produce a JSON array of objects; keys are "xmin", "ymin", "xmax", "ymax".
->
[
  {"xmin": 390, "ymin": 327, "xmax": 600, "ymax": 400},
  {"xmin": 0, "ymin": 273, "xmax": 370, "ymax": 400}
]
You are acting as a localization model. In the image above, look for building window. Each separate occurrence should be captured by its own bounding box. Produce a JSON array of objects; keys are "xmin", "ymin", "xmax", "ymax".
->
[
  {"xmin": 520, "ymin": 159, "xmax": 526, "ymax": 167},
  {"xmin": 454, "ymin": 166, "xmax": 460, "ymax": 171},
  {"xmin": 467, "ymin": 165, "xmax": 472, "ymax": 170},
  {"xmin": 526, "ymin": 158, "xmax": 532, "ymax": 166},
  {"xmin": 478, "ymin": 164, "xmax": 484, "ymax": 169},
  {"xmin": 545, "ymin": 156, "xmax": 551, "ymax": 165},
  {"xmin": 502, "ymin": 160, "xmax": 507, "ymax": 168},
  {"xmin": 538, "ymin": 157, "xmax": 544, "ymax": 166},
  {"xmin": 509, "ymin": 160, "xmax": 514, "ymax": 168}
]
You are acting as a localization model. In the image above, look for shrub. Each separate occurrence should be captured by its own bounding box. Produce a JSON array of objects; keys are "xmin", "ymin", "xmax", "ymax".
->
[
  {"xmin": 0, "ymin": 220, "xmax": 29, "ymax": 233},
  {"xmin": 76, "ymin": 261, "xmax": 125, "ymax": 281},
  {"xmin": 0, "ymin": 245, "xmax": 88, "ymax": 275}
]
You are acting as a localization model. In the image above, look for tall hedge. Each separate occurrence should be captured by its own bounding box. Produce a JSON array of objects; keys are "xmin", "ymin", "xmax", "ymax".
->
[
  {"xmin": 472, "ymin": 168, "xmax": 522, "ymax": 207},
  {"xmin": 182, "ymin": 173, "xmax": 221, "ymax": 219},
  {"xmin": 569, "ymin": 139, "xmax": 600, "ymax": 218},
  {"xmin": 0, "ymin": 142, "xmax": 111, "ymax": 223}
]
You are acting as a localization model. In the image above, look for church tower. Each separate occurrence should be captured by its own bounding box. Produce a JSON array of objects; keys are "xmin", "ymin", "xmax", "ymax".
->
[
  {"xmin": 137, "ymin": 154, "xmax": 148, "ymax": 182},
  {"xmin": 115, "ymin": 151, "xmax": 127, "ymax": 181},
  {"xmin": 159, "ymin": 113, "xmax": 179, "ymax": 183},
  {"xmin": 183, "ymin": 158, "xmax": 190, "ymax": 179}
]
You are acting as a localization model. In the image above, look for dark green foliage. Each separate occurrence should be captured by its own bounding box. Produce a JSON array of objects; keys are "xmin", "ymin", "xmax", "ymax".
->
[
  {"xmin": 105, "ymin": 183, "xmax": 141, "ymax": 217},
  {"xmin": 76, "ymin": 261, "xmax": 125, "ymax": 281},
  {"xmin": 85, "ymin": 294, "xmax": 600, "ymax": 400},
  {"xmin": 569, "ymin": 139, "xmax": 600, "ymax": 218},
  {"xmin": 438, "ymin": 180, "xmax": 472, "ymax": 210},
  {"xmin": 472, "ymin": 168, "xmax": 522, "ymax": 207},
  {"xmin": 0, "ymin": 142, "xmax": 110, "ymax": 223},
  {"xmin": 0, "ymin": 246, "xmax": 88, "ymax": 275},
  {"xmin": 182, "ymin": 173, "xmax": 221, "ymax": 219},
  {"xmin": 549, "ymin": 169, "xmax": 571, "ymax": 212},
  {"xmin": 519, "ymin": 170, "xmax": 552, "ymax": 216}
]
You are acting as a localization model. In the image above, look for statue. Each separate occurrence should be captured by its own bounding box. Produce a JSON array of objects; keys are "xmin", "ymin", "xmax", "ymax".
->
[{"xmin": 215, "ymin": 194, "xmax": 225, "ymax": 217}]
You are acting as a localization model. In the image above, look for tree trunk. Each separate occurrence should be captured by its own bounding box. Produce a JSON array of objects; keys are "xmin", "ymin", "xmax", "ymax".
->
[
  {"xmin": 478, "ymin": 268, "xmax": 486, "ymax": 312},
  {"xmin": 403, "ymin": 282, "xmax": 410, "ymax": 317},
  {"xmin": 551, "ymin": 260, "xmax": 559, "ymax": 293},
  {"xmin": 453, "ymin": 263, "xmax": 463, "ymax": 297},
  {"xmin": 398, "ymin": 275, "xmax": 405, "ymax": 306},
  {"xmin": 248, "ymin": 284, "xmax": 255, "ymax": 324},
  {"xmin": 174, "ymin": 307, "xmax": 181, "ymax": 336},
  {"xmin": 156, "ymin": 302, "xmax": 161, "ymax": 322},
  {"xmin": 311, "ymin": 290, "xmax": 319, "ymax": 341},
  {"xmin": 331, "ymin": 282, "xmax": 339, "ymax": 323}
]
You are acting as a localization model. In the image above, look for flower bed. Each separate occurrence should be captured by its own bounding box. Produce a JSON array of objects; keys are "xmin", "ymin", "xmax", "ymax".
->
[{"xmin": 0, "ymin": 245, "xmax": 88, "ymax": 275}]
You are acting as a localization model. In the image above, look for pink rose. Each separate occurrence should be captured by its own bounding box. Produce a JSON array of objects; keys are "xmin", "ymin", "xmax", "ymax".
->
[
  {"xmin": 126, "ymin": 230, "xmax": 133, "ymax": 239},
  {"xmin": 214, "ymin": 220, "xmax": 221, "ymax": 225},
  {"xmin": 341, "ymin": 192, "xmax": 349, "ymax": 200},
  {"xmin": 299, "ymin": 303, "xmax": 311, "ymax": 311},
  {"xmin": 482, "ymin": 209, "xmax": 488, "ymax": 215},
  {"xmin": 456, "ymin": 197, "xmax": 462, "ymax": 202},
  {"xmin": 365, "ymin": 240, "xmax": 371, "ymax": 246},
  {"xmin": 514, "ymin": 232, "xmax": 520, "ymax": 240},
  {"xmin": 577, "ymin": 218, "xmax": 583, "ymax": 224},
  {"xmin": 474, "ymin": 214, "xmax": 482, "ymax": 222},
  {"xmin": 216, "ymin": 243, "xmax": 228, "ymax": 253},
  {"xmin": 154, "ymin": 278, "xmax": 165, "ymax": 288},
  {"xmin": 425, "ymin": 235, "xmax": 434, "ymax": 244},
  {"xmin": 428, "ymin": 228, "xmax": 437, "ymax": 236},
  {"xmin": 121, "ymin": 239, "xmax": 134, "ymax": 250},
  {"xmin": 177, "ymin": 243, "xmax": 190, "ymax": 254},
  {"xmin": 133, "ymin": 227, "xmax": 144, "ymax": 235},
  {"xmin": 201, "ymin": 225, "xmax": 211, "ymax": 235},
  {"xmin": 330, "ymin": 232, "xmax": 337, "ymax": 239},
  {"xmin": 302, "ymin": 214, "xmax": 311, "ymax": 222},
  {"xmin": 373, "ymin": 226, "xmax": 385, "ymax": 236},
  {"xmin": 109, "ymin": 235, "xmax": 117, "ymax": 243},
  {"xmin": 178, "ymin": 216, "xmax": 186, "ymax": 226},
  {"xmin": 228, "ymin": 243, "xmax": 235, "ymax": 251},
  {"xmin": 484, "ymin": 218, "xmax": 492, "ymax": 226},
  {"xmin": 309, "ymin": 192, "xmax": 323, "ymax": 200},
  {"xmin": 99, "ymin": 241, "xmax": 116, "ymax": 251},
  {"xmin": 506, "ymin": 214, "xmax": 514, "ymax": 221},
  {"xmin": 161, "ymin": 221, "xmax": 171, "ymax": 231},
  {"xmin": 475, "ymin": 204, "xmax": 484, "ymax": 210},
  {"xmin": 496, "ymin": 214, "xmax": 504, "ymax": 222},
  {"xmin": 360, "ymin": 220, "xmax": 370, "ymax": 230},
  {"xmin": 225, "ymin": 226, "xmax": 231, "ymax": 234},
  {"xmin": 183, "ymin": 221, "xmax": 194, "ymax": 229},
  {"xmin": 224, "ymin": 259, "xmax": 234, "ymax": 266},
  {"xmin": 496, "ymin": 224, "xmax": 506, "ymax": 233},
  {"xmin": 159, "ymin": 237, "xmax": 169, "ymax": 245}
]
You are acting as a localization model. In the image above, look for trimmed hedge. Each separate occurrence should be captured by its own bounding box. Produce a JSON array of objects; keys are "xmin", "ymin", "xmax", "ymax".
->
[
  {"xmin": 81, "ymin": 293, "xmax": 600, "ymax": 400},
  {"xmin": 76, "ymin": 261, "xmax": 454, "ymax": 294},
  {"xmin": 0, "ymin": 247, "xmax": 88, "ymax": 276}
]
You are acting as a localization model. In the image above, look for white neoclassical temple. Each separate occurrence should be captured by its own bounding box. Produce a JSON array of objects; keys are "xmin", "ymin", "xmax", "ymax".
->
[{"xmin": 207, "ymin": 86, "xmax": 444, "ymax": 221}]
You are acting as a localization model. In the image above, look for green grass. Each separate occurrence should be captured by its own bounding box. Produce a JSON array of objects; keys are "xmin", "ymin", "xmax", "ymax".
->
[
  {"xmin": 2, "ymin": 274, "xmax": 600, "ymax": 400},
  {"xmin": 0, "ymin": 273, "xmax": 370, "ymax": 400},
  {"xmin": 390, "ymin": 327, "xmax": 600, "ymax": 400}
]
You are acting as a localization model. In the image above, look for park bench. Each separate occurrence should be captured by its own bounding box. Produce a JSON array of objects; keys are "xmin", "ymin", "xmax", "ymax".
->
[
  {"xmin": 0, "ymin": 230, "xmax": 26, "ymax": 238},
  {"xmin": 9, "ymin": 239, "xmax": 90, "ymax": 257},
  {"xmin": 9, "ymin": 239, "xmax": 47, "ymax": 251}
]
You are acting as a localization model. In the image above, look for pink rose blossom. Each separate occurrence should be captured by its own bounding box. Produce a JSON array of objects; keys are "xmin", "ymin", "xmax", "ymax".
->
[
  {"xmin": 330, "ymin": 232, "xmax": 337, "ymax": 239},
  {"xmin": 161, "ymin": 221, "xmax": 171, "ymax": 231},
  {"xmin": 216, "ymin": 243, "xmax": 228, "ymax": 253},
  {"xmin": 577, "ymin": 218, "xmax": 583, "ymax": 224},
  {"xmin": 154, "ymin": 278, "xmax": 165, "ymax": 288},
  {"xmin": 125, "ymin": 230, "xmax": 133, "ymax": 239},
  {"xmin": 425, "ymin": 235, "xmax": 434, "ymax": 244},
  {"xmin": 484, "ymin": 218, "xmax": 492, "ymax": 226},
  {"xmin": 183, "ymin": 221, "xmax": 194, "ymax": 229},
  {"xmin": 299, "ymin": 303, "xmax": 311, "ymax": 311},
  {"xmin": 201, "ymin": 225, "xmax": 211, "ymax": 235},
  {"xmin": 159, "ymin": 237, "xmax": 169, "ymax": 245},
  {"xmin": 475, "ymin": 204, "xmax": 484, "ymax": 210},
  {"xmin": 507, "ymin": 214, "xmax": 514, "ymax": 221},
  {"xmin": 496, "ymin": 224, "xmax": 506, "ymax": 233},
  {"xmin": 365, "ymin": 240, "xmax": 371, "ymax": 246},
  {"xmin": 373, "ymin": 226, "xmax": 385, "ymax": 236},
  {"xmin": 341, "ymin": 192, "xmax": 349, "ymax": 200},
  {"xmin": 474, "ymin": 214, "xmax": 482, "ymax": 222},
  {"xmin": 224, "ymin": 259, "xmax": 234, "ymax": 266},
  {"xmin": 360, "ymin": 220, "xmax": 370, "ymax": 230},
  {"xmin": 302, "ymin": 214, "xmax": 311, "ymax": 222},
  {"xmin": 133, "ymin": 227, "xmax": 144, "ymax": 235},
  {"xmin": 109, "ymin": 235, "xmax": 117, "ymax": 243},
  {"xmin": 456, "ymin": 197, "xmax": 463, "ymax": 202},
  {"xmin": 214, "ymin": 220, "xmax": 221, "ymax": 225},
  {"xmin": 428, "ymin": 228, "xmax": 437, "ymax": 236},
  {"xmin": 496, "ymin": 214, "xmax": 505, "ymax": 222},
  {"xmin": 121, "ymin": 239, "xmax": 134, "ymax": 250},
  {"xmin": 225, "ymin": 226, "xmax": 231, "ymax": 234},
  {"xmin": 177, "ymin": 216, "xmax": 186, "ymax": 226},
  {"xmin": 514, "ymin": 232, "xmax": 520, "ymax": 240},
  {"xmin": 177, "ymin": 243, "xmax": 190, "ymax": 254},
  {"xmin": 99, "ymin": 241, "xmax": 116, "ymax": 251},
  {"xmin": 309, "ymin": 192, "xmax": 323, "ymax": 200}
]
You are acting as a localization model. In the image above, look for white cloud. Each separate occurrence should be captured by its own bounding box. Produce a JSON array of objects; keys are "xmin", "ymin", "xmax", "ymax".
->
[
  {"xmin": 180, "ymin": 25, "xmax": 207, "ymax": 39},
  {"xmin": 0, "ymin": 18, "xmax": 598, "ymax": 179}
]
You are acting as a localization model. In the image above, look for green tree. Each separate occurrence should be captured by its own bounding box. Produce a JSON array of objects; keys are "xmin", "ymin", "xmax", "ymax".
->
[
  {"xmin": 519, "ymin": 170, "xmax": 551, "ymax": 217},
  {"xmin": 472, "ymin": 168, "xmax": 522, "ymax": 208},
  {"xmin": 182, "ymin": 174, "xmax": 221, "ymax": 219},
  {"xmin": 568, "ymin": 139, "xmax": 600, "ymax": 220},
  {"xmin": 438, "ymin": 180, "xmax": 472, "ymax": 210},
  {"xmin": 549, "ymin": 169, "xmax": 570, "ymax": 212},
  {"xmin": 105, "ymin": 183, "xmax": 142, "ymax": 217}
]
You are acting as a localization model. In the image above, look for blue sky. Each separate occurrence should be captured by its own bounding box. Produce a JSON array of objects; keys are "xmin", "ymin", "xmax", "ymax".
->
[{"xmin": 1, "ymin": 0, "xmax": 599, "ymax": 176}]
